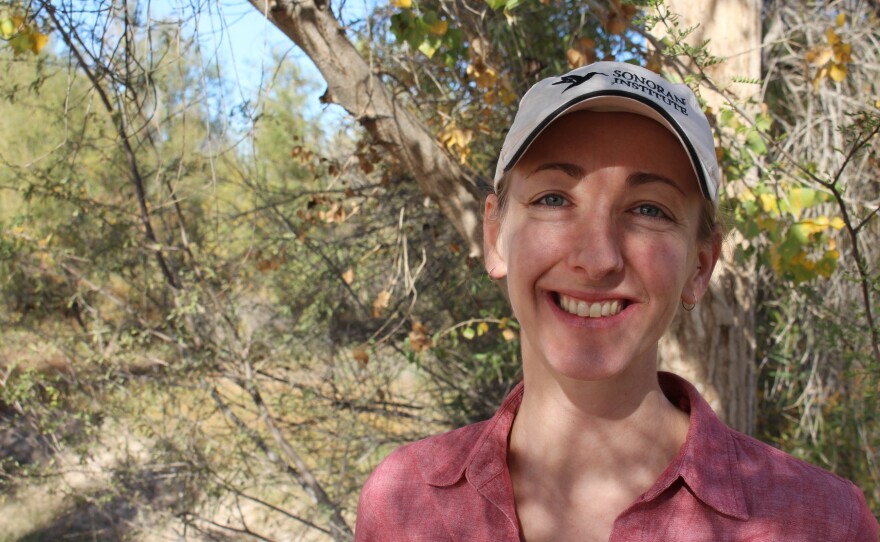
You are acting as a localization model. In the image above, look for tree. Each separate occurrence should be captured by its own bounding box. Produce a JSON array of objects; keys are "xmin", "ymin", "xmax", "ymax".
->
[
  {"xmin": 651, "ymin": 0, "xmax": 762, "ymax": 433},
  {"xmin": 246, "ymin": 0, "xmax": 762, "ymax": 432},
  {"xmin": 2, "ymin": 1, "xmax": 877, "ymax": 539}
]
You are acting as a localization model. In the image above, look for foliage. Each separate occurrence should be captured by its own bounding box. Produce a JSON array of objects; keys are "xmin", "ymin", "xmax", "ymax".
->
[
  {"xmin": 653, "ymin": 0, "xmax": 880, "ymax": 513},
  {"xmin": 750, "ymin": 1, "xmax": 880, "ymax": 513},
  {"xmin": 0, "ymin": 1, "xmax": 48, "ymax": 55},
  {"xmin": 1, "ymin": 0, "xmax": 878, "ymax": 539}
]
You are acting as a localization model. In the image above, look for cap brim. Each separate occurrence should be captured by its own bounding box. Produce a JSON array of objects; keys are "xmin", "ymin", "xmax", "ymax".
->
[{"xmin": 500, "ymin": 92, "xmax": 712, "ymax": 202}]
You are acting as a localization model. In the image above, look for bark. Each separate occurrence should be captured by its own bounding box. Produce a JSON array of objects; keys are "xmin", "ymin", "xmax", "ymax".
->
[
  {"xmin": 246, "ymin": 0, "xmax": 483, "ymax": 257},
  {"xmin": 659, "ymin": 256, "xmax": 757, "ymax": 434},
  {"xmin": 655, "ymin": 0, "xmax": 762, "ymax": 434}
]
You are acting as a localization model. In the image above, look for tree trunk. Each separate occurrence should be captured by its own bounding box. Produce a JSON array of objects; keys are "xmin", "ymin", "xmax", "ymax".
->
[
  {"xmin": 246, "ymin": 0, "xmax": 484, "ymax": 257},
  {"xmin": 655, "ymin": 0, "xmax": 761, "ymax": 434}
]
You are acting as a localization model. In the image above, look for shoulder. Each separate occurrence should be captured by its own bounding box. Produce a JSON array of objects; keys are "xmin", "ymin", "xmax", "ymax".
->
[
  {"xmin": 728, "ymin": 429, "xmax": 878, "ymax": 540},
  {"xmin": 731, "ymin": 428, "xmax": 853, "ymax": 494},
  {"xmin": 355, "ymin": 421, "xmax": 491, "ymax": 538},
  {"xmin": 364, "ymin": 419, "xmax": 491, "ymax": 488}
]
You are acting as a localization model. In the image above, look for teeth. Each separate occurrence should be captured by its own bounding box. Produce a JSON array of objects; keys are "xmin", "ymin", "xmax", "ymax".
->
[{"xmin": 558, "ymin": 294, "xmax": 623, "ymax": 318}]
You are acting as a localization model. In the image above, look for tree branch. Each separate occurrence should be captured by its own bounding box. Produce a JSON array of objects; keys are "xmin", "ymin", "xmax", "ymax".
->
[
  {"xmin": 43, "ymin": 2, "xmax": 180, "ymax": 290},
  {"xmin": 246, "ymin": 0, "xmax": 484, "ymax": 257}
]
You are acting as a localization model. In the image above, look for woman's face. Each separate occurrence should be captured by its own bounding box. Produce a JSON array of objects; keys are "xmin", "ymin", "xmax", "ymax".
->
[{"xmin": 484, "ymin": 111, "xmax": 719, "ymax": 382}]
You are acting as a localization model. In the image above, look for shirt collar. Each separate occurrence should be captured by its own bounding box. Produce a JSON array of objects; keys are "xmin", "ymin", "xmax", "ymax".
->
[
  {"xmin": 650, "ymin": 372, "xmax": 750, "ymax": 520},
  {"xmin": 417, "ymin": 373, "xmax": 749, "ymax": 520},
  {"xmin": 418, "ymin": 382, "xmax": 523, "ymax": 488}
]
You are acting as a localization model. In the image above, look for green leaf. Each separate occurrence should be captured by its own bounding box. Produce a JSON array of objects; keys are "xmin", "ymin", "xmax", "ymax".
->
[
  {"xmin": 745, "ymin": 129, "xmax": 767, "ymax": 155},
  {"xmin": 788, "ymin": 223, "xmax": 812, "ymax": 245},
  {"xmin": 422, "ymin": 9, "xmax": 439, "ymax": 26},
  {"xmin": 776, "ymin": 235, "xmax": 803, "ymax": 262},
  {"xmin": 462, "ymin": 326, "xmax": 475, "ymax": 340},
  {"xmin": 754, "ymin": 113, "xmax": 773, "ymax": 133},
  {"xmin": 814, "ymin": 250, "xmax": 839, "ymax": 278},
  {"xmin": 720, "ymin": 108, "xmax": 735, "ymax": 124},
  {"xmin": 784, "ymin": 187, "xmax": 817, "ymax": 218},
  {"xmin": 485, "ymin": 0, "xmax": 507, "ymax": 10}
]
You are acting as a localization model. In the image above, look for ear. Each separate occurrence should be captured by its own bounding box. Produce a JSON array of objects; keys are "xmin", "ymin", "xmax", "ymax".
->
[
  {"xmin": 483, "ymin": 194, "xmax": 508, "ymax": 280},
  {"xmin": 683, "ymin": 234, "xmax": 721, "ymax": 305}
]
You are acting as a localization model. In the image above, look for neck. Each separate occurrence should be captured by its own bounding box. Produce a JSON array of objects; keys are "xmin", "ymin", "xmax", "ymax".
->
[{"xmin": 509, "ymin": 363, "xmax": 690, "ymax": 481}]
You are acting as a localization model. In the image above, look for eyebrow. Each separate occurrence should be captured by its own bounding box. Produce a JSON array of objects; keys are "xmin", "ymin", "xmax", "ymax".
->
[
  {"xmin": 528, "ymin": 162, "xmax": 586, "ymax": 179},
  {"xmin": 627, "ymin": 171, "xmax": 686, "ymax": 196}
]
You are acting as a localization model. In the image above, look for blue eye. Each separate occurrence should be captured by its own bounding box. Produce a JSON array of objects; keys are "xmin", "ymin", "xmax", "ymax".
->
[
  {"xmin": 635, "ymin": 204, "xmax": 667, "ymax": 219},
  {"xmin": 537, "ymin": 194, "xmax": 567, "ymax": 207}
]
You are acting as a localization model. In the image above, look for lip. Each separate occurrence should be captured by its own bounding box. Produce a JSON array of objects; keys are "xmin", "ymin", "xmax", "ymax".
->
[{"xmin": 544, "ymin": 290, "xmax": 633, "ymax": 328}]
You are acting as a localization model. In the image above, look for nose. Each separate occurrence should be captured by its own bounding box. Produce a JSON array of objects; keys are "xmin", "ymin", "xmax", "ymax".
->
[{"xmin": 566, "ymin": 212, "xmax": 624, "ymax": 280}]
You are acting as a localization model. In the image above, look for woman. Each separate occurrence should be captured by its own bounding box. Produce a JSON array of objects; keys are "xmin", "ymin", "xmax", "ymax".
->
[{"xmin": 355, "ymin": 61, "xmax": 878, "ymax": 541}]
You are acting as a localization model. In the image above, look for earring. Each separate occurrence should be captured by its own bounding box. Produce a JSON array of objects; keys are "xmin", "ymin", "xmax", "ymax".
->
[{"xmin": 681, "ymin": 288, "xmax": 696, "ymax": 312}]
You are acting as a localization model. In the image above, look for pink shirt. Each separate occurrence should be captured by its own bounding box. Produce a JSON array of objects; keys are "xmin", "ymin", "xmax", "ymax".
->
[{"xmin": 356, "ymin": 372, "xmax": 878, "ymax": 541}]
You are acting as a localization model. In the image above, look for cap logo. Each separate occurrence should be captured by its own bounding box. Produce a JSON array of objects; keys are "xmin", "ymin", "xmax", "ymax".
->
[
  {"xmin": 552, "ymin": 71, "xmax": 607, "ymax": 92},
  {"xmin": 610, "ymin": 68, "xmax": 689, "ymax": 116}
]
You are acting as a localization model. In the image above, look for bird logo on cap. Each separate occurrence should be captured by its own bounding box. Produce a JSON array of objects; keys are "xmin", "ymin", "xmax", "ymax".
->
[{"xmin": 552, "ymin": 71, "xmax": 608, "ymax": 92}]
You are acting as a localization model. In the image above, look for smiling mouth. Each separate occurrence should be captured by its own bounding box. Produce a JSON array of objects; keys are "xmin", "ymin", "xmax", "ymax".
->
[{"xmin": 556, "ymin": 293, "xmax": 625, "ymax": 318}]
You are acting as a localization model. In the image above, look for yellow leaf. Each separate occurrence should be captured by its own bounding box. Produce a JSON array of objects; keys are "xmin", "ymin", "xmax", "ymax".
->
[
  {"xmin": 836, "ymin": 13, "xmax": 846, "ymax": 27},
  {"xmin": 756, "ymin": 215, "xmax": 777, "ymax": 230},
  {"xmin": 475, "ymin": 66, "xmax": 498, "ymax": 89},
  {"xmin": 829, "ymin": 63, "xmax": 848, "ymax": 82},
  {"xmin": 805, "ymin": 45, "xmax": 832, "ymax": 66},
  {"xmin": 30, "ymin": 30, "xmax": 48, "ymax": 53},
  {"xmin": 0, "ymin": 18, "xmax": 14, "ymax": 39},
  {"xmin": 342, "ymin": 268, "xmax": 355, "ymax": 284},
  {"xmin": 502, "ymin": 328, "xmax": 517, "ymax": 341},
  {"xmin": 826, "ymin": 27, "xmax": 841, "ymax": 45},
  {"xmin": 499, "ymin": 86, "xmax": 518, "ymax": 106},
  {"xmin": 428, "ymin": 19, "xmax": 448, "ymax": 36},
  {"xmin": 769, "ymin": 246, "xmax": 783, "ymax": 274},
  {"xmin": 796, "ymin": 219, "xmax": 826, "ymax": 236},
  {"xmin": 498, "ymin": 317, "xmax": 509, "ymax": 329},
  {"xmin": 834, "ymin": 42, "xmax": 852, "ymax": 63},
  {"xmin": 759, "ymin": 193, "xmax": 780, "ymax": 215},
  {"xmin": 477, "ymin": 322, "xmax": 489, "ymax": 336},
  {"xmin": 390, "ymin": 0, "xmax": 411, "ymax": 8},
  {"xmin": 830, "ymin": 217, "xmax": 845, "ymax": 230}
]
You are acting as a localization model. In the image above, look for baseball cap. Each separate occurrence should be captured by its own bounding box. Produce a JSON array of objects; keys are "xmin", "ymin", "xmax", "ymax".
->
[{"xmin": 494, "ymin": 61, "xmax": 720, "ymax": 203}]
